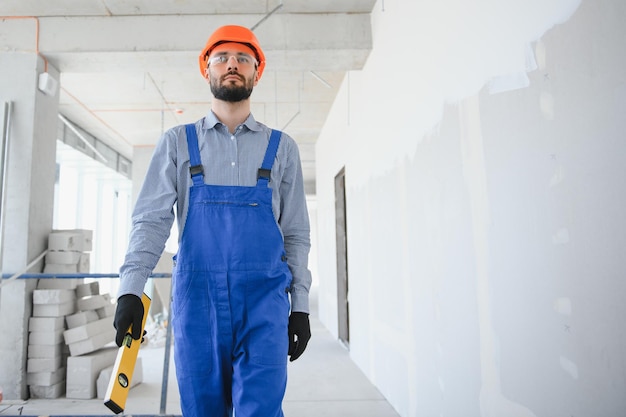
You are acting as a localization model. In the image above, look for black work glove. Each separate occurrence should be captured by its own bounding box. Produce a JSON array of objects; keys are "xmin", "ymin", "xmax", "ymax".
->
[
  {"xmin": 113, "ymin": 294, "xmax": 144, "ymax": 347},
  {"xmin": 288, "ymin": 312, "xmax": 311, "ymax": 362}
]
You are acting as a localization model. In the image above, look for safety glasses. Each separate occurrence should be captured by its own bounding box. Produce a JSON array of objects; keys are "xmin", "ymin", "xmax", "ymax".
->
[{"xmin": 207, "ymin": 53, "xmax": 257, "ymax": 67}]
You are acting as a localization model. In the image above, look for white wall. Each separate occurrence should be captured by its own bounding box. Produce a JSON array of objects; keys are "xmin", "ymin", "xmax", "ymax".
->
[{"xmin": 315, "ymin": 0, "xmax": 626, "ymax": 416}]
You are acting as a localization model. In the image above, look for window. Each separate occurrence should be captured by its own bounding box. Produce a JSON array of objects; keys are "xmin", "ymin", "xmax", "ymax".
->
[{"xmin": 53, "ymin": 141, "xmax": 132, "ymax": 297}]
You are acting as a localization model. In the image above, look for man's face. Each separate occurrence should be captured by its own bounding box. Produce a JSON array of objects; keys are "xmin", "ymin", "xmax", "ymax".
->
[{"xmin": 205, "ymin": 43, "xmax": 259, "ymax": 102}]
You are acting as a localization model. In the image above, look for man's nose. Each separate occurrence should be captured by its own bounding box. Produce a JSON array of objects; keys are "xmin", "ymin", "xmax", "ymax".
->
[{"xmin": 226, "ymin": 55, "xmax": 239, "ymax": 70}]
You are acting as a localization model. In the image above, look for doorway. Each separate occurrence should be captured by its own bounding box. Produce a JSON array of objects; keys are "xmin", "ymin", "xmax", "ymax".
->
[{"xmin": 335, "ymin": 168, "xmax": 350, "ymax": 346}]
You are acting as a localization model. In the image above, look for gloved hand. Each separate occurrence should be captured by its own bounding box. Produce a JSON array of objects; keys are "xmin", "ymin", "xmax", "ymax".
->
[
  {"xmin": 288, "ymin": 312, "xmax": 311, "ymax": 362},
  {"xmin": 113, "ymin": 294, "xmax": 144, "ymax": 347}
]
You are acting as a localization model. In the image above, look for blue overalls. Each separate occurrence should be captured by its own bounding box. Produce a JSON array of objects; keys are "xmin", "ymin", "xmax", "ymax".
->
[{"xmin": 172, "ymin": 124, "xmax": 292, "ymax": 417}]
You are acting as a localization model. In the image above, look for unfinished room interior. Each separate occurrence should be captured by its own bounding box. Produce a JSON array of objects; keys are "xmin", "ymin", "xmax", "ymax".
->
[{"xmin": 1, "ymin": 0, "xmax": 624, "ymax": 416}]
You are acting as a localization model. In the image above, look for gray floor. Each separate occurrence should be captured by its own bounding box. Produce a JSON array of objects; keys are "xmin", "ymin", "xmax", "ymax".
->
[{"xmin": 0, "ymin": 289, "xmax": 400, "ymax": 417}]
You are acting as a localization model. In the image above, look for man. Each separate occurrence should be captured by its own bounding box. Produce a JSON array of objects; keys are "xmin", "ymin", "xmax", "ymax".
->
[{"xmin": 113, "ymin": 25, "xmax": 312, "ymax": 417}]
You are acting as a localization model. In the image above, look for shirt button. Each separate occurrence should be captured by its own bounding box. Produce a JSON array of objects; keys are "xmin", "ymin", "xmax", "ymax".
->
[
  {"xmin": 230, "ymin": 135, "xmax": 235, "ymax": 140},
  {"xmin": 231, "ymin": 162, "xmax": 235, "ymax": 166}
]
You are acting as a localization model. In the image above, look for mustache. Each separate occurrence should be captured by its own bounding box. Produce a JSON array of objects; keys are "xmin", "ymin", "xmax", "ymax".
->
[{"xmin": 221, "ymin": 71, "xmax": 244, "ymax": 82}]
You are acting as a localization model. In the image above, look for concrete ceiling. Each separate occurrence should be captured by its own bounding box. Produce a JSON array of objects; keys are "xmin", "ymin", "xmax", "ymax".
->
[{"xmin": 0, "ymin": 0, "xmax": 376, "ymax": 193}]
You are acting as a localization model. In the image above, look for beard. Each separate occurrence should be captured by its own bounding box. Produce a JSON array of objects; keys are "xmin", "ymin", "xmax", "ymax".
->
[{"xmin": 210, "ymin": 71, "xmax": 254, "ymax": 102}]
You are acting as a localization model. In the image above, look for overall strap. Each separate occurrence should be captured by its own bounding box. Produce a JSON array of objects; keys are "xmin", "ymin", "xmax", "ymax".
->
[
  {"xmin": 185, "ymin": 123, "xmax": 204, "ymax": 186},
  {"xmin": 257, "ymin": 129, "xmax": 282, "ymax": 187}
]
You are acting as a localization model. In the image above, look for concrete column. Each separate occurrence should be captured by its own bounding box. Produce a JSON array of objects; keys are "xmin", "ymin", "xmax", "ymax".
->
[{"xmin": 0, "ymin": 52, "xmax": 60, "ymax": 399}]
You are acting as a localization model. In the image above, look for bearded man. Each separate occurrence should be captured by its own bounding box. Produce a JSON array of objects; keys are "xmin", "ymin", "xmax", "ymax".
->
[{"xmin": 113, "ymin": 25, "xmax": 312, "ymax": 417}]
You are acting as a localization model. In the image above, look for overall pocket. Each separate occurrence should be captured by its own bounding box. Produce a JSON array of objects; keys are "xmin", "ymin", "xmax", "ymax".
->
[
  {"xmin": 245, "ymin": 268, "xmax": 291, "ymax": 366},
  {"xmin": 172, "ymin": 270, "xmax": 213, "ymax": 374}
]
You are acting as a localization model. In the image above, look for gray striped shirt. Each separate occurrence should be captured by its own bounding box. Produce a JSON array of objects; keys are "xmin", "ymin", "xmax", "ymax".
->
[{"xmin": 119, "ymin": 111, "xmax": 312, "ymax": 313}]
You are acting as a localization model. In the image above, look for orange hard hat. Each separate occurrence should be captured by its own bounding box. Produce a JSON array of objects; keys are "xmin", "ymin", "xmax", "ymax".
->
[{"xmin": 199, "ymin": 25, "xmax": 266, "ymax": 80}]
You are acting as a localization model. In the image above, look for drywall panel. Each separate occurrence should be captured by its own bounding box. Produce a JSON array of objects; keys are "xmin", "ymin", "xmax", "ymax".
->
[{"xmin": 315, "ymin": 0, "xmax": 625, "ymax": 416}]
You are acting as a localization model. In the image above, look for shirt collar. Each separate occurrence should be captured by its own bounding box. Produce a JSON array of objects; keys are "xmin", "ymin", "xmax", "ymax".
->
[{"xmin": 202, "ymin": 110, "xmax": 263, "ymax": 133}]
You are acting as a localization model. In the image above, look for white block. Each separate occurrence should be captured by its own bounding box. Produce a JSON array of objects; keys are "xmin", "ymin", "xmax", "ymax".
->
[
  {"xmin": 77, "ymin": 294, "xmax": 110, "ymax": 311},
  {"xmin": 29, "ymin": 316, "xmax": 65, "ymax": 332},
  {"xmin": 63, "ymin": 317, "xmax": 112, "ymax": 345},
  {"xmin": 66, "ymin": 310, "xmax": 100, "ymax": 329},
  {"xmin": 66, "ymin": 347, "xmax": 117, "ymax": 399},
  {"xmin": 76, "ymin": 281, "xmax": 99, "ymax": 298},
  {"xmin": 33, "ymin": 289, "xmax": 76, "ymax": 305},
  {"xmin": 28, "ymin": 343, "xmax": 64, "ymax": 359},
  {"xmin": 70, "ymin": 228, "xmax": 93, "ymax": 251},
  {"xmin": 43, "ymin": 263, "xmax": 78, "ymax": 273},
  {"xmin": 67, "ymin": 330, "xmax": 115, "ymax": 357},
  {"xmin": 48, "ymin": 231, "xmax": 82, "ymax": 251},
  {"xmin": 29, "ymin": 330, "xmax": 64, "ymax": 345},
  {"xmin": 37, "ymin": 278, "xmax": 83, "ymax": 289},
  {"xmin": 96, "ymin": 357, "xmax": 143, "ymax": 399},
  {"xmin": 49, "ymin": 229, "xmax": 92, "ymax": 251},
  {"xmin": 26, "ymin": 367, "xmax": 65, "ymax": 386},
  {"xmin": 27, "ymin": 357, "xmax": 62, "ymax": 373},
  {"xmin": 32, "ymin": 300, "xmax": 76, "ymax": 317},
  {"xmin": 78, "ymin": 253, "xmax": 90, "ymax": 273},
  {"xmin": 45, "ymin": 250, "xmax": 82, "ymax": 265},
  {"xmin": 29, "ymin": 381, "xmax": 65, "ymax": 399},
  {"xmin": 96, "ymin": 303, "xmax": 116, "ymax": 319}
]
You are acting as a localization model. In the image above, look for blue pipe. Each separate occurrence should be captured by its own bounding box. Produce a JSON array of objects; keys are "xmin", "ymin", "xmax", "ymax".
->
[{"xmin": 1, "ymin": 272, "xmax": 172, "ymax": 279}]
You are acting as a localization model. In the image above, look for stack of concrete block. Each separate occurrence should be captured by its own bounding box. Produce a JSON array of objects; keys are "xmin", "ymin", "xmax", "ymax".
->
[
  {"xmin": 44, "ymin": 229, "xmax": 92, "ymax": 274},
  {"xmin": 64, "ymin": 282, "xmax": 115, "ymax": 357},
  {"xmin": 27, "ymin": 285, "xmax": 78, "ymax": 398},
  {"xmin": 65, "ymin": 281, "xmax": 118, "ymax": 399}
]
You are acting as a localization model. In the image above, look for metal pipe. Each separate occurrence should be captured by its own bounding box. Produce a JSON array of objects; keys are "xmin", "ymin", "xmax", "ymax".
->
[
  {"xmin": 0, "ymin": 250, "xmax": 48, "ymax": 290},
  {"xmin": 281, "ymin": 79, "xmax": 301, "ymax": 130},
  {"xmin": 309, "ymin": 71, "xmax": 332, "ymax": 89},
  {"xmin": 281, "ymin": 111, "xmax": 300, "ymax": 131},
  {"xmin": 1, "ymin": 272, "xmax": 172, "ymax": 279},
  {"xmin": 159, "ymin": 277, "xmax": 174, "ymax": 414},
  {"xmin": 0, "ymin": 101, "xmax": 12, "ymax": 277},
  {"xmin": 250, "ymin": 3, "xmax": 283, "ymax": 31}
]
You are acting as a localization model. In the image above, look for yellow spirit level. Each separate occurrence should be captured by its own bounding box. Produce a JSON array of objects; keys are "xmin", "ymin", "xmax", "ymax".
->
[{"xmin": 104, "ymin": 293, "xmax": 151, "ymax": 414}]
